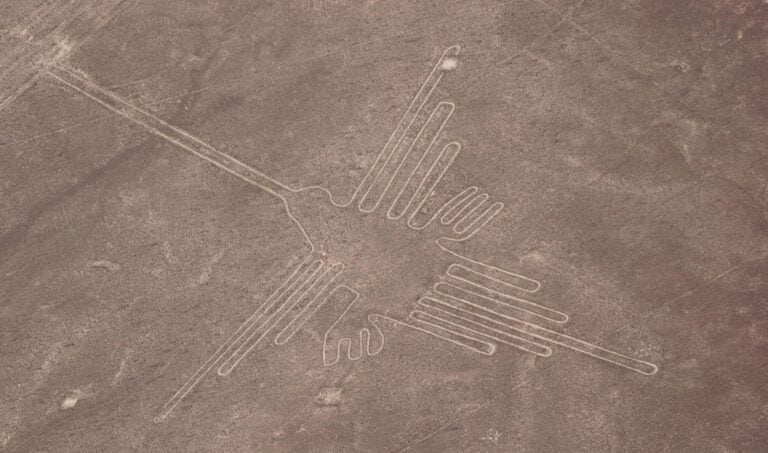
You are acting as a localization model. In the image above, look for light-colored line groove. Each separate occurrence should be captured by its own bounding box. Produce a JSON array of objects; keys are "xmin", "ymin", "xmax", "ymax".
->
[
  {"xmin": 443, "ymin": 253, "xmax": 541, "ymax": 294},
  {"xmin": 46, "ymin": 65, "xmax": 317, "ymax": 250},
  {"xmin": 412, "ymin": 307, "xmax": 551, "ymax": 357},
  {"xmin": 372, "ymin": 101, "xmax": 455, "ymax": 217},
  {"xmin": 46, "ymin": 65, "xmax": 294, "ymax": 198},
  {"xmin": 422, "ymin": 292, "xmax": 658, "ymax": 375},
  {"xmin": 439, "ymin": 187, "xmax": 479, "ymax": 225},
  {"xmin": 213, "ymin": 259, "xmax": 323, "ymax": 373},
  {"xmin": 434, "ymin": 281, "xmax": 566, "ymax": 325},
  {"xmin": 453, "ymin": 201, "xmax": 504, "ymax": 237},
  {"xmin": 445, "ymin": 264, "xmax": 565, "ymax": 321},
  {"xmin": 404, "ymin": 143, "xmax": 464, "ymax": 230},
  {"xmin": 274, "ymin": 263, "xmax": 345, "ymax": 345},
  {"xmin": 0, "ymin": 0, "xmax": 133, "ymax": 114},
  {"xmin": 387, "ymin": 104, "xmax": 457, "ymax": 220},
  {"xmin": 352, "ymin": 46, "xmax": 460, "ymax": 208},
  {"xmin": 450, "ymin": 193, "xmax": 488, "ymax": 231},
  {"xmin": 357, "ymin": 77, "xmax": 444, "ymax": 212},
  {"xmin": 216, "ymin": 260, "xmax": 330, "ymax": 376},
  {"xmin": 154, "ymin": 254, "xmax": 314, "ymax": 422},
  {"xmin": 321, "ymin": 286, "xmax": 361, "ymax": 366},
  {"xmin": 396, "ymin": 313, "xmax": 497, "ymax": 356},
  {"xmin": 452, "ymin": 196, "xmax": 488, "ymax": 233}
]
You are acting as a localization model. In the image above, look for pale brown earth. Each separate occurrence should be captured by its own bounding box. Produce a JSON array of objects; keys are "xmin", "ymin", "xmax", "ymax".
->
[{"xmin": 1, "ymin": 1, "xmax": 768, "ymax": 452}]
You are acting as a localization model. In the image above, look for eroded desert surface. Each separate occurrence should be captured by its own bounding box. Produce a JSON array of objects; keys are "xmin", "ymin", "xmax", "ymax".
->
[{"xmin": 1, "ymin": 1, "xmax": 767, "ymax": 452}]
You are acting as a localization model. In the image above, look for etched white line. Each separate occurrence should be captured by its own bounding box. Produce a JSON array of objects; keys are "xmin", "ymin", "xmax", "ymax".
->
[
  {"xmin": 435, "ymin": 280, "xmax": 567, "ymax": 325},
  {"xmin": 412, "ymin": 306, "xmax": 552, "ymax": 357},
  {"xmin": 445, "ymin": 264, "xmax": 564, "ymax": 321},
  {"xmin": 353, "ymin": 46, "xmax": 460, "ymax": 208},
  {"xmin": 405, "ymin": 143, "xmax": 464, "ymax": 230},
  {"xmin": 423, "ymin": 292, "xmax": 658, "ymax": 375},
  {"xmin": 362, "ymin": 101, "xmax": 454, "ymax": 215},
  {"xmin": 154, "ymin": 255, "xmax": 314, "ymax": 421}
]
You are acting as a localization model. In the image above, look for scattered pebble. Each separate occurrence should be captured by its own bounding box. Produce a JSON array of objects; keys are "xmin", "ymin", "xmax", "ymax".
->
[
  {"xmin": 481, "ymin": 428, "xmax": 502, "ymax": 445},
  {"xmin": 194, "ymin": 249, "xmax": 226, "ymax": 287},
  {"xmin": 60, "ymin": 387, "xmax": 92, "ymax": 410},
  {"xmin": 314, "ymin": 386, "xmax": 342, "ymax": 406},
  {"xmin": 61, "ymin": 396, "xmax": 78, "ymax": 410},
  {"xmin": 441, "ymin": 57, "xmax": 458, "ymax": 71},
  {"xmin": 197, "ymin": 270, "xmax": 212, "ymax": 286}
]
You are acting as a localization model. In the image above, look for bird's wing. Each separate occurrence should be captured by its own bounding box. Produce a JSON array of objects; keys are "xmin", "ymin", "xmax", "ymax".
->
[
  {"xmin": 155, "ymin": 253, "xmax": 344, "ymax": 421},
  {"xmin": 335, "ymin": 45, "xmax": 505, "ymax": 241},
  {"xmin": 319, "ymin": 253, "xmax": 658, "ymax": 377}
]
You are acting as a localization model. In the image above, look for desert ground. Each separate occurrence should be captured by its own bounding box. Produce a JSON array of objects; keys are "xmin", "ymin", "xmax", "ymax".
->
[{"xmin": 1, "ymin": 1, "xmax": 767, "ymax": 452}]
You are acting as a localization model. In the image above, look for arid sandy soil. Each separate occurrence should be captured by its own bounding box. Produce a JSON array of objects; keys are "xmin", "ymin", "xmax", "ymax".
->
[{"xmin": 1, "ymin": 1, "xmax": 767, "ymax": 451}]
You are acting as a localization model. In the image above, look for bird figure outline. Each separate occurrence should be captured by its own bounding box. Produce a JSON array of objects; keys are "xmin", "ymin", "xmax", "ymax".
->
[{"xmin": 45, "ymin": 45, "xmax": 659, "ymax": 423}]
